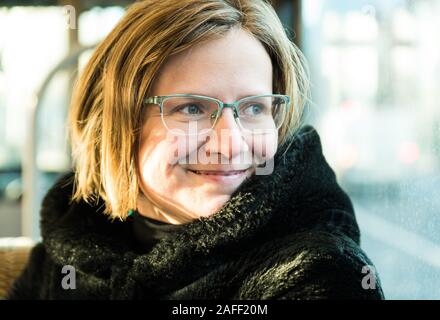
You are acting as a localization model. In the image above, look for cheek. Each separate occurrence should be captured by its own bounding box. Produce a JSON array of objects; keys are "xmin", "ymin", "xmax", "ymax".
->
[
  {"xmin": 138, "ymin": 135, "xmax": 205, "ymax": 196},
  {"xmin": 138, "ymin": 125, "xmax": 184, "ymax": 193},
  {"xmin": 140, "ymin": 143, "xmax": 171, "ymax": 193}
]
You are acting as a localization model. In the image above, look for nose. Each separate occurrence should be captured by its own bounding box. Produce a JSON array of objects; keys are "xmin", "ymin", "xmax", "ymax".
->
[{"xmin": 204, "ymin": 107, "xmax": 249, "ymax": 160}]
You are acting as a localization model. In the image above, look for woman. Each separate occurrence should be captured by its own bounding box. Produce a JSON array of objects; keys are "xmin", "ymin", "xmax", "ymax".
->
[{"xmin": 8, "ymin": 0, "xmax": 384, "ymax": 299}]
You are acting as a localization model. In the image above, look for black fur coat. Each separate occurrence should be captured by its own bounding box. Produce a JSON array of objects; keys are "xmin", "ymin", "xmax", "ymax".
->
[{"xmin": 7, "ymin": 126, "xmax": 384, "ymax": 299}]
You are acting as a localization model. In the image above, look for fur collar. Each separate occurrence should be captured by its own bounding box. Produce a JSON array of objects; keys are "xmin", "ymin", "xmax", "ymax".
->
[{"xmin": 39, "ymin": 125, "xmax": 359, "ymax": 298}]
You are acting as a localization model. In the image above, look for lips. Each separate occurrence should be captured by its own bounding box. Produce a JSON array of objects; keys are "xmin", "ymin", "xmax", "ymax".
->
[
  {"xmin": 188, "ymin": 169, "xmax": 248, "ymax": 176},
  {"xmin": 186, "ymin": 168, "xmax": 251, "ymax": 185}
]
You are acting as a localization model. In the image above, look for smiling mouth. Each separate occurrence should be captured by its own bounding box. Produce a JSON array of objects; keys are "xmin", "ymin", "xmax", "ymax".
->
[{"xmin": 187, "ymin": 169, "xmax": 249, "ymax": 176}]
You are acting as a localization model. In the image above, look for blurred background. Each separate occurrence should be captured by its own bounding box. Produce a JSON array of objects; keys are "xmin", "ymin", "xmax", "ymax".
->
[{"xmin": 0, "ymin": 0, "xmax": 439, "ymax": 299}]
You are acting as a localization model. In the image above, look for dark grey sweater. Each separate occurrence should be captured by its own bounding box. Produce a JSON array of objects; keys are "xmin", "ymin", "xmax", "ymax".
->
[
  {"xmin": 132, "ymin": 210, "xmax": 185, "ymax": 251},
  {"xmin": 7, "ymin": 125, "xmax": 384, "ymax": 300}
]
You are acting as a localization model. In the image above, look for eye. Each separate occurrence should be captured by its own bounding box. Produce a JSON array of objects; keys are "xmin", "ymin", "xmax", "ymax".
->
[
  {"xmin": 176, "ymin": 104, "xmax": 204, "ymax": 115},
  {"xmin": 242, "ymin": 104, "xmax": 264, "ymax": 116}
]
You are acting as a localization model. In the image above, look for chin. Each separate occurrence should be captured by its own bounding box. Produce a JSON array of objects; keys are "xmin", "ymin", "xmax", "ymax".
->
[{"xmin": 203, "ymin": 196, "xmax": 232, "ymax": 217}]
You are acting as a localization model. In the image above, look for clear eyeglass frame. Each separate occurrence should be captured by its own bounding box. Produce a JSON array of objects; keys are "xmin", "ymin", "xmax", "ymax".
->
[{"xmin": 144, "ymin": 93, "xmax": 291, "ymax": 136}]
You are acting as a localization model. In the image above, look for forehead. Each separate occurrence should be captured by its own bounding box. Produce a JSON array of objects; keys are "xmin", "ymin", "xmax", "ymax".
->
[{"xmin": 150, "ymin": 28, "xmax": 273, "ymax": 101}]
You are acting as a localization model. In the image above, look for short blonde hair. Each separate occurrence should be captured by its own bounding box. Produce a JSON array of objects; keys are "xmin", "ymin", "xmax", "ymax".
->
[{"xmin": 69, "ymin": 0, "xmax": 310, "ymax": 220}]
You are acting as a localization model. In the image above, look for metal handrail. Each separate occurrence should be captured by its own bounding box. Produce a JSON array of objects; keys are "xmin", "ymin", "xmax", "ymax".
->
[{"xmin": 21, "ymin": 45, "xmax": 95, "ymax": 240}]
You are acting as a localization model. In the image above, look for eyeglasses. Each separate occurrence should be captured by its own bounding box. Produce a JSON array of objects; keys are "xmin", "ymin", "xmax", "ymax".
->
[{"xmin": 144, "ymin": 94, "xmax": 290, "ymax": 135}]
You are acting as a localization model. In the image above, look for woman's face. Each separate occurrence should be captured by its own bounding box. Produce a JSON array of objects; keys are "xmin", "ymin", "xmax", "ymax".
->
[{"xmin": 137, "ymin": 27, "xmax": 277, "ymax": 221}]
